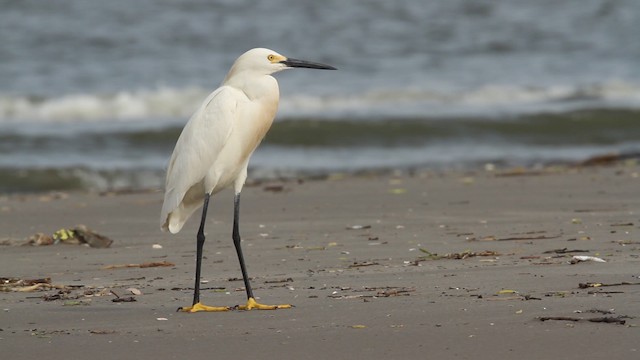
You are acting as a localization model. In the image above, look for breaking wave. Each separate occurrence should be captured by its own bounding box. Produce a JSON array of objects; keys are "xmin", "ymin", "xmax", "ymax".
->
[{"xmin": 2, "ymin": 80, "xmax": 640, "ymax": 122}]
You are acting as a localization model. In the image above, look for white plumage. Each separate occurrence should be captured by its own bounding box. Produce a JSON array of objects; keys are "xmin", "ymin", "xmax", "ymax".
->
[
  {"xmin": 161, "ymin": 62, "xmax": 279, "ymax": 233},
  {"xmin": 159, "ymin": 47, "xmax": 335, "ymax": 312}
]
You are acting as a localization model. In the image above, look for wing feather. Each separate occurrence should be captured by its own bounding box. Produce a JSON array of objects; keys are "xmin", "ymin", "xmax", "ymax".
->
[{"xmin": 160, "ymin": 86, "xmax": 239, "ymax": 232}]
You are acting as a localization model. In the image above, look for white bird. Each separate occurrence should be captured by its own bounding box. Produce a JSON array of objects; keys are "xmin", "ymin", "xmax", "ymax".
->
[{"xmin": 160, "ymin": 48, "xmax": 336, "ymax": 312}]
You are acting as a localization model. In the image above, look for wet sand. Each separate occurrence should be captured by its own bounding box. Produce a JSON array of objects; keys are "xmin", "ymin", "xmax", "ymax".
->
[{"xmin": 1, "ymin": 164, "xmax": 639, "ymax": 359}]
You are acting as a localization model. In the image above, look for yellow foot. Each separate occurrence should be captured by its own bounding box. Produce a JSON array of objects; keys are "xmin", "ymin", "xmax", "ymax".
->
[
  {"xmin": 178, "ymin": 302, "xmax": 230, "ymax": 313},
  {"xmin": 236, "ymin": 297, "xmax": 292, "ymax": 311}
]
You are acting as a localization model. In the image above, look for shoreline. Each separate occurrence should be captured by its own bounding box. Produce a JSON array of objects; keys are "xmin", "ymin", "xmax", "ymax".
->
[{"xmin": 2, "ymin": 150, "xmax": 639, "ymax": 195}]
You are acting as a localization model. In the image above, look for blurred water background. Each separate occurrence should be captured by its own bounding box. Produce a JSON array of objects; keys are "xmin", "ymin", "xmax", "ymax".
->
[{"xmin": 1, "ymin": 0, "xmax": 640, "ymax": 192}]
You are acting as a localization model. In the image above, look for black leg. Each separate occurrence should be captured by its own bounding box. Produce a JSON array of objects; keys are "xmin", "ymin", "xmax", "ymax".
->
[
  {"xmin": 192, "ymin": 193, "xmax": 211, "ymax": 306},
  {"xmin": 232, "ymin": 193, "xmax": 255, "ymax": 300}
]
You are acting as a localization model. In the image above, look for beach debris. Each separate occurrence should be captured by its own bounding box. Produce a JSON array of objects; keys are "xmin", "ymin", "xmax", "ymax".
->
[
  {"xmin": 469, "ymin": 233, "xmax": 562, "ymax": 241},
  {"xmin": 126, "ymin": 287, "xmax": 143, "ymax": 295},
  {"xmin": 486, "ymin": 293, "xmax": 540, "ymax": 301},
  {"xmin": 374, "ymin": 287, "xmax": 415, "ymax": 297},
  {"xmin": 264, "ymin": 278, "xmax": 293, "ymax": 284},
  {"xmin": 3, "ymin": 226, "xmax": 114, "ymax": 248},
  {"xmin": 417, "ymin": 248, "xmax": 499, "ymax": 261},
  {"xmin": 152, "ymin": 244, "xmax": 163, "ymax": 249},
  {"xmin": 29, "ymin": 329, "xmax": 71, "ymax": 338},
  {"xmin": 23, "ymin": 233, "xmax": 54, "ymax": 246},
  {"xmin": 570, "ymin": 255, "xmax": 606, "ymax": 264},
  {"xmin": 579, "ymin": 281, "xmax": 640, "ymax": 289},
  {"xmin": 42, "ymin": 293, "xmax": 65, "ymax": 301},
  {"xmin": 348, "ymin": 261, "xmax": 380, "ymax": 268},
  {"xmin": 538, "ymin": 316, "xmax": 628, "ymax": 325},
  {"xmin": 610, "ymin": 222, "xmax": 634, "ymax": 227},
  {"xmin": 579, "ymin": 152, "xmax": 640, "ymax": 167},
  {"xmin": 494, "ymin": 168, "xmax": 547, "ymax": 177},
  {"xmin": 543, "ymin": 248, "xmax": 590, "ymax": 254},
  {"xmin": 485, "ymin": 289, "xmax": 541, "ymax": 301},
  {"xmin": 0, "ymin": 277, "xmax": 58, "ymax": 292},
  {"xmin": 53, "ymin": 225, "xmax": 113, "ymax": 248},
  {"xmin": 169, "ymin": 286, "xmax": 226, "ymax": 291},
  {"xmin": 350, "ymin": 325, "xmax": 367, "ymax": 329},
  {"xmin": 346, "ymin": 225, "xmax": 371, "ymax": 230},
  {"xmin": 110, "ymin": 290, "xmax": 136, "ymax": 303},
  {"xmin": 455, "ymin": 232, "xmax": 475, "ymax": 238},
  {"xmin": 329, "ymin": 286, "xmax": 415, "ymax": 299},
  {"xmin": 2, "ymin": 233, "xmax": 56, "ymax": 246},
  {"xmin": 574, "ymin": 208, "xmax": 623, "ymax": 213},
  {"xmin": 38, "ymin": 287, "xmax": 124, "ymax": 303},
  {"xmin": 497, "ymin": 234, "xmax": 562, "ymax": 241},
  {"xmin": 111, "ymin": 296, "xmax": 136, "ymax": 303},
  {"xmin": 587, "ymin": 289, "xmax": 625, "ymax": 295},
  {"xmin": 585, "ymin": 308, "xmax": 616, "ymax": 315},
  {"xmin": 102, "ymin": 260, "xmax": 175, "ymax": 270},
  {"xmin": 41, "ymin": 289, "xmax": 84, "ymax": 301},
  {"xmin": 89, "ymin": 329, "xmax": 117, "ymax": 335}
]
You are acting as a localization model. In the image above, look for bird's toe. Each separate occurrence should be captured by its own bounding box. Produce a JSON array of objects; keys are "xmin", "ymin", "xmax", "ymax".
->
[
  {"xmin": 235, "ymin": 297, "xmax": 292, "ymax": 310},
  {"xmin": 178, "ymin": 302, "xmax": 231, "ymax": 313}
]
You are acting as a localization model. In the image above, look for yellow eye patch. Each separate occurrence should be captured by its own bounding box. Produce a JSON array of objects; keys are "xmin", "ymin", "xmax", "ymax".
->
[{"xmin": 267, "ymin": 54, "xmax": 285, "ymax": 63}]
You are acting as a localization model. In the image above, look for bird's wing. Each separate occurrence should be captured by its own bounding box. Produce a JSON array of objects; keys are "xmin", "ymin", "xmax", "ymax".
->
[{"xmin": 160, "ymin": 86, "xmax": 239, "ymax": 230}]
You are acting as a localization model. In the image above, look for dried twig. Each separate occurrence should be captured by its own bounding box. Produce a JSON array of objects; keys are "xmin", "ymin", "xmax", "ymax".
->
[
  {"xmin": 348, "ymin": 261, "xmax": 380, "ymax": 268},
  {"xmin": 0, "ymin": 277, "xmax": 73, "ymax": 292},
  {"xmin": 329, "ymin": 286, "xmax": 415, "ymax": 299},
  {"xmin": 543, "ymin": 248, "xmax": 589, "ymax": 254},
  {"xmin": 418, "ymin": 249, "xmax": 499, "ymax": 260},
  {"xmin": 102, "ymin": 261, "xmax": 175, "ymax": 270},
  {"xmin": 579, "ymin": 282, "xmax": 640, "ymax": 289},
  {"xmin": 539, "ymin": 316, "xmax": 627, "ymax": 325},
  {"xmin": 264, "ymin": 278, "xmax": 293, "ymax": 284},
  {"xmin": 495, "ymin": 234, "xmax": 562, "ymax": 241}
]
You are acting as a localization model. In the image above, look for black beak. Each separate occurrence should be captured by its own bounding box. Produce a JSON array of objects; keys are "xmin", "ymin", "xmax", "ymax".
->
[{"xmin": 280, "ymin": 58, "xmax": 337, "ymax": 70}]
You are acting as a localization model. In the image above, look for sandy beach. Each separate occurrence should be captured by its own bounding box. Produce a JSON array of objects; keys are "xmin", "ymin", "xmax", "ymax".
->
[{"xmin": 1, "ymin": 164, "xmax": 639, "ymax": 359}]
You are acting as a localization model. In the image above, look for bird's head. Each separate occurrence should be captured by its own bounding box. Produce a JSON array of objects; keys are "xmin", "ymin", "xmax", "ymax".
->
[{"xmin": 230, "ymin": 48, "xmax": 337, "ymax": 76}]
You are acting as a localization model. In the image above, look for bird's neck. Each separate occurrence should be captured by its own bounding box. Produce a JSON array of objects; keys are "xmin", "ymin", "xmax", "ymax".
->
[{"xmin": 223, "ymin": 73, "xmax": 279, "ymax": 102}]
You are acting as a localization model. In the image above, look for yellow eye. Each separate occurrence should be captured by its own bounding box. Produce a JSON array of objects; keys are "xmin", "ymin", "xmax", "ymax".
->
[{"xmin": 267, "ymin": 55, "xmax": 275, "ymax": 62}]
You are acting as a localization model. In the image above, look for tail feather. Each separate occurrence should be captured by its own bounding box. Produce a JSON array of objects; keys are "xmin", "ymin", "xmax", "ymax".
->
[
  {"xmin": 161, "ymin": 203, "xmax": 202, "ymax": 234},
  {"xmin": 160, "ymin": 185, "xmax": 207, "ymax": 234}
]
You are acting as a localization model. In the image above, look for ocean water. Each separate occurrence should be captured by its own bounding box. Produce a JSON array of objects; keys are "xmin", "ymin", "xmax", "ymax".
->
[{"xmin": 1, "ymin": 0, "xmax": 640, "ymax": 192}]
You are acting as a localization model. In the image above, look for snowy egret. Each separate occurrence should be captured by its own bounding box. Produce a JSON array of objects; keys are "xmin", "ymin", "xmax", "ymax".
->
[{"xmin": 160, "ymin": 48, "xmax": 336, "ymax": 312}]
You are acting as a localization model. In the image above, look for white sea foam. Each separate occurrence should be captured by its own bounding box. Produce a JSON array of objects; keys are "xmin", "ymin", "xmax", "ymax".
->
[
  {"xmin": 0, "ymin": 87, "xmax": 206, "ymax": 122},
  {"xmin": 1, "ymin": 80, "xmax": 640, "ymax": 123}
]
